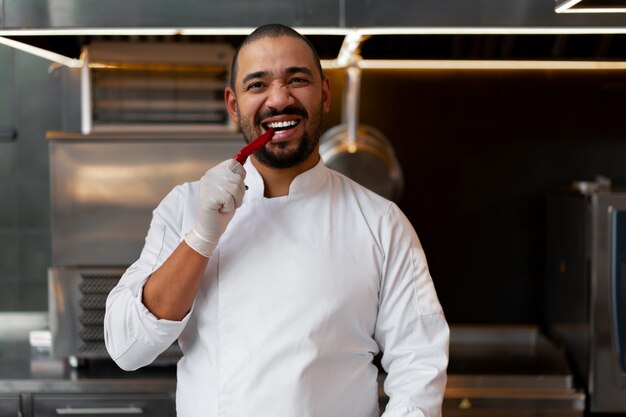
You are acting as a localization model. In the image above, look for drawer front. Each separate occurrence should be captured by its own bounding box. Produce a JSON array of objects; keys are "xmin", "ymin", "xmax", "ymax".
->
[
  {"xmin": 0, "ymin": 395, "xmax": 22, "ymax": 417},
  {"xmin": 33, "ymin": 394, "xmax": 174, "ymax": 417}
]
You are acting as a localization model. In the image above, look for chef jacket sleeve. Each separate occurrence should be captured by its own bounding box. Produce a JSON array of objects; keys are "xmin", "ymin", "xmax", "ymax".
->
[
  {"xmin": 375, "ymin": 203, "xmax": 450, "ymax": 417},
  {"xmin": 104, "ymin": 184, "xmax": 192, "ymax": 371}
]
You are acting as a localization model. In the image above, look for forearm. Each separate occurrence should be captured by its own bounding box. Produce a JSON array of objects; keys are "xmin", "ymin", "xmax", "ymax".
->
[
  {"xmin": 105, "ymin": 277, "xmax": 189, "ymax": 370},
  {"xmin": 141, "ymin": 158, "xmax": 245, "ymax": 320},
  {"xmin": 142, "ymin": 240, "xmax": 209, "ymax": 321}
]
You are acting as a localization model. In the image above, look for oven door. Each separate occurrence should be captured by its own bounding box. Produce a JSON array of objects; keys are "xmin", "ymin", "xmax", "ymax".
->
[
  {"xmin": 611, "ymin": 207, "xmax": 626, "ymax": 377},
  {"xmin": 591, "ymin": 192, "xmax": 626, "ymax": 412}
]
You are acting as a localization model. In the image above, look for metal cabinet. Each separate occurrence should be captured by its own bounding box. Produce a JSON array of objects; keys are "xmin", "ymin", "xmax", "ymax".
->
[
  {"xmin": 32, "ymin": 394, "xmax": 174, "ymax": 417},
  {"xmin": 0, "ymin": 395, "xmax": 22, "ymax": 417}
]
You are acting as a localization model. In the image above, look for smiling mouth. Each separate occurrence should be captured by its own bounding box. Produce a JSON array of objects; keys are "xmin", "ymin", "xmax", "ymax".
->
[{"xmin": 263, "ymin": 120, "xmax": 300, "ymax": 132}]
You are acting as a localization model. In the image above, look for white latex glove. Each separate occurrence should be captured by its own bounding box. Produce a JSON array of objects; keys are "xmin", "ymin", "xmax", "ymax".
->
[{"xmin": 184, "ymin": 159, "xmax": 246, "ymax": 258}]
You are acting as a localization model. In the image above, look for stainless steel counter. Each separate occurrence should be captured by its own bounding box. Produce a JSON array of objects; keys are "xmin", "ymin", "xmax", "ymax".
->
[
  {"xmin": 387, "ymin": 325, "xmax": 585, "ymax": 416},
  {"xmin": 0, "ymin": 312, "xmax": 175, "ymax": 395},
  {"xmin": 1, "ymin": 314, "xmax": 585, "ymax": 416}
]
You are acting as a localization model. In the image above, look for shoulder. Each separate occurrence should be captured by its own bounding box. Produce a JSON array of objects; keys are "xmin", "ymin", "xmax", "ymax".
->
[
  {"xmin": 326, "ymin": 166, "xmax": 418, "ymax": 227},
  {"xmin": 324, "ymin": 166, "xmax": 417, "ymax": 238},
  {"xmin": 325, "ymin": 166, "xmax": 395, "ymax": 215}
]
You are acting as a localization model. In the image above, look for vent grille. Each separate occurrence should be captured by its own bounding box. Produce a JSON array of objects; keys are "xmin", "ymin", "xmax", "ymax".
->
[
  {"xmin": 79, "ymin": 326, "xmax": 104, "ymax": 342},
  {"xmin": 77, "ymin": 272, "xmax": 122, "ymax": 351},
  {"xmin": 79, "ymin": 294, "xmax": 110, "ymax": 310},
  {"xmin": 79, "ymin": 277, "xmax": 119, "ymax": 294},
  {"xmin": 79, "ymin": 310, "xmax": 105, "ymax": 326},
  {"xmin": 83, "ymin": 41, "xmax": 235, "ymax": 133},
  {"xmin": 91, "ymin": 65, "xmax": 229, "ymax": 126}
]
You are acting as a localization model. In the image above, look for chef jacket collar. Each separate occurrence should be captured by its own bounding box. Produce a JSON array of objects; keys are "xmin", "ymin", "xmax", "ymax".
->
[{"xmin": 243, "ymin": 156, "xmax": 327, "ymax": 201}]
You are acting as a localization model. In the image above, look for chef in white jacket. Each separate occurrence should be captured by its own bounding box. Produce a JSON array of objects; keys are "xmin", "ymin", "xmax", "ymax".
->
[{"xmin": 104, "ymin": 23, "xmax": 449, "ymax": 417}]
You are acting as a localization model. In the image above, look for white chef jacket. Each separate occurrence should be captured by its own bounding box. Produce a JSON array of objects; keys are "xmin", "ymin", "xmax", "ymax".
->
[{"xmin": 104, "ymin": 158, "xmax": 449, "ymax": 417}]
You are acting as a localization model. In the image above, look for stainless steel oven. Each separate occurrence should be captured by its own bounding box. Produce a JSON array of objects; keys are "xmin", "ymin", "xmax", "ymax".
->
[
  {"xmin": 47, "ymin": 132, "xmax": 243, "ymax": 362},
  {"xmin": 545, "ymin": 180, "xmax": 626, "ymax": 413}
]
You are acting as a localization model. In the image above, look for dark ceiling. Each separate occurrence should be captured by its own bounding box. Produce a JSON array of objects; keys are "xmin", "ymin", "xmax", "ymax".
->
[
  {"xmin": 8, "ymin": 33, "xmax": 626, "ymax": 62},
  {"xmin": 359, "ymin": 34, "xmax": 626, "ymax": 61}
]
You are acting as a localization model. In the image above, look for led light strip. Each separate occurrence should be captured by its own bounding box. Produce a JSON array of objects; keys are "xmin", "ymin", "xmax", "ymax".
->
[
  {"xmin": 555, "ymin": 0, "xmax": 626, "ymax": 13},
  {"xmin": 555, "ymin": 0, "xmax": 584, "ymax": 13},
  {"xmin": 0, "ymin": 27, "xmax": 351, "ymax": 36},
  {"xmin": 558, "ymin": 8, "xmax": 626, "ymax": 13},
  {"xmin": 357, "ymin": 27, "xmax": 626, "ymax": 35},
  {"xmin": 6, "ymin": 26, "xmax": 626, "ymax": 36},
  {"xmin": 0, "ymin": 36, "xmax": 83, "ymax": 67},
  {"xmin": 351, "ymin": 59, "xmax": 626, "ymax": 70},
  {"xmin": 4, "ymin": 27, "xmax": 626, "ymax": 71}
]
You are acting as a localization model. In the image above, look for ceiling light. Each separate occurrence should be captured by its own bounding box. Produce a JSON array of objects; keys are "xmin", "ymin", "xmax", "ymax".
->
[
  {"xmin": 354, "ymin": 59, "xmax": 626, "ymax": 70},
  {"xmin": 0, "ymin": 36, "xmax": 82, "ymax": 67},
  {"xmin": 4, "ymin": 27, "xmax": 626, "ymax": 72},
  {"xmin": 555, "ymin": 0, "xmax": 626, "ymax": 13},
  {"xmin": 357, "ymin": 27, "xmax": 626, "ymax": 35},
  {"xmin": 0, "ymin": 27, "xmax": 351, "ymax": 36}
]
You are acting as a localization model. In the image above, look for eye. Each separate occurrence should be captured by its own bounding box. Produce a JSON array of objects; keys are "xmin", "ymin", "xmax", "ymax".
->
[
  {"xmin": 246, "ymin": 81, "xmax": 266, "ymax": 92},
  {"xmin": 289, "ymin": 77, "xmax": 310, "ymax": 86}
]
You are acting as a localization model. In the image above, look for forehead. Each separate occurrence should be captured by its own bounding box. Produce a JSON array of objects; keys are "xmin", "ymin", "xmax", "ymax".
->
[{"xmin": 235, "ymin": 36, "xmax": 318, "ymax": 83}]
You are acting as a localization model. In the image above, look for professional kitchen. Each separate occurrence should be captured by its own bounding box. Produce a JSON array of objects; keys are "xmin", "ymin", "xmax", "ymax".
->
[{"xmin": 1, "ymin": 1, "xmax": 626, "ymax": 416}]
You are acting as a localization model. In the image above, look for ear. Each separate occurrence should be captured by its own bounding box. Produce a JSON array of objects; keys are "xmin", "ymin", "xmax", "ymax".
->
[
  {"xmin": 322, "ymin": 76, "xmax": 331, "ymax": 113},
  {"xmin": 224, "ymin": 87, "xmax": 239, "ymax": 124}
]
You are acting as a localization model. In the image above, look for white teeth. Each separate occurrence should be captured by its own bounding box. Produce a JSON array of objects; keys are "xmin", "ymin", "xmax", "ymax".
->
[{"xmin": 268, "ymin": 120, "xmax": 297, "ymax": 129}]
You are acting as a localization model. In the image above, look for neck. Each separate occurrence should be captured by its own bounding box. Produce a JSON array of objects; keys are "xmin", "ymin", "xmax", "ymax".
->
[{"xmin": 252, "ymin": 153, "xmax": 320, "ymax": 198}]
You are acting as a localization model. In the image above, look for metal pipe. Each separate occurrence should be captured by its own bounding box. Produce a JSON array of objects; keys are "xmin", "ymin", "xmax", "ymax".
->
[
  {"xmin": 80, "ymin": 48, "xmax": 92, "ymax": 134},
  {"xmin": 342, "ymin": 64, "xmax": 361, "ymax": 148}
]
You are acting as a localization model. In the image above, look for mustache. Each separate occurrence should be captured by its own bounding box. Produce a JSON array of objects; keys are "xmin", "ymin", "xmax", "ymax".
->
[{"xmin": 255, "ymin": 106, "xmax": 308, "ymax": 126}]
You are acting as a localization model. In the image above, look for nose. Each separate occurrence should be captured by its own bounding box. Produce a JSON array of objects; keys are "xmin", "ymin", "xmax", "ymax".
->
[{"xmin": 264, "ymin": 84, "xmax": 294, "ymax": 112}]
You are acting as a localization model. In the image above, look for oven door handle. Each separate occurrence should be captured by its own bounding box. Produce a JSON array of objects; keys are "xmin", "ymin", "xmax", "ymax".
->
[{"xmin": 55, "ymin": 406, "xmax": 143, "ymax": 415}]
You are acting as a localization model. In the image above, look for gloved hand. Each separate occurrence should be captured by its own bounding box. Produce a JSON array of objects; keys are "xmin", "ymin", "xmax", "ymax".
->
[{"xmin": 184, "ymin": 159, "xmax": 246, "ymax": 258}]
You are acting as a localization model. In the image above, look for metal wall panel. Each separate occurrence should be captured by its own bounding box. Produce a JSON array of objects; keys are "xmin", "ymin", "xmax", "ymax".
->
[
  {"xmin": 6, "ymin": 0, "xmax": 626, "ymax": 32},
  {"xmin": 3, "ymin": 0, "xmax": 341, "ymax": 29},
  {"xmin": 345, "ymin": 0, "xmax": 626, "ymax": 28},
  {"xmin": 0, "ymin": 45, "xmax": 12, "ymax": 127}
]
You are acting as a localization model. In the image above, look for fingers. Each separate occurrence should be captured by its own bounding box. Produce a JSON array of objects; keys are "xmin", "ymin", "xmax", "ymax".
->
[
  {"xmin": 215, "ymin": 180, "xmax": 245, "ymax": 213},
  {"xmin": 186, "ymin": 159, "xmax": 248, "ymax": 258},
  {"xmin": 199, "ymin": 159, "xmax": 247, "ymax": 213},
  {"xmin": 224, "ymin": 158, "xmax": 247, "ymax": 177}
]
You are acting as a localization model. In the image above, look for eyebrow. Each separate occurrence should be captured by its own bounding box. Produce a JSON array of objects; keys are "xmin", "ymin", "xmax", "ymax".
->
[
  {"xmin": 241, "ymin": 71, "xmax": 267, "ymax": 86},
  {"xmin": 285, "ymin": 66, "xmax": 314, "ymax": 77},
  {"xmin": 240, "ymin": 66, "xmax": 315, "ymax": 86}
]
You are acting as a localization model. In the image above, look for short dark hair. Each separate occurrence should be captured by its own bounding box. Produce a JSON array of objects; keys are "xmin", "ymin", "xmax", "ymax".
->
[{"xmin": 229, "ymin": 23, "xmax": 324, "ymax": 91}]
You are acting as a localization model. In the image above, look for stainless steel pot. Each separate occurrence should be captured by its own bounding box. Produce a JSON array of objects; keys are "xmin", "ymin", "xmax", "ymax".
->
[{"xmin": 320, "ymin": 65, "xmax": 403, "ymax": 202}]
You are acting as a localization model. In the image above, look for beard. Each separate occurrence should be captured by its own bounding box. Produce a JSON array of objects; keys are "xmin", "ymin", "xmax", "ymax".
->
[{"xmin": 238, "ymin": 103, "xmax": 324, "ymax": 169}]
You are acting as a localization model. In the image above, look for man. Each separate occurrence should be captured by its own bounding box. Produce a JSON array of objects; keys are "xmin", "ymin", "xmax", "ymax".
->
[{"xmin": 104, "ymin": 24, "xmax": 449, "ymax": 417}]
